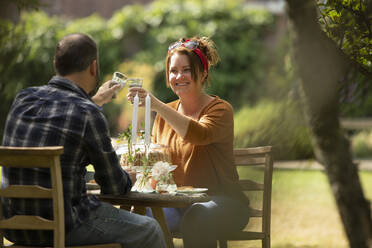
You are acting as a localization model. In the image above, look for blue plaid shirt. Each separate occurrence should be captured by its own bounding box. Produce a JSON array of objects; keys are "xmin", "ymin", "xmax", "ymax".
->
[{"xmin": 2, "ymin": 76, "xmax": 132, "ymax": 245}]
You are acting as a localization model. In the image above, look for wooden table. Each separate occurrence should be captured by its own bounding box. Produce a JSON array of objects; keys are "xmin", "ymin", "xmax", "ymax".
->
[{"xmin": 89, "ymin": 190, "xmax": 210, "ymax": 248}]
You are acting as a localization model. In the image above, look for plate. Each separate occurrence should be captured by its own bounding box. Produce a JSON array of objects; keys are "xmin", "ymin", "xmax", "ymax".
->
[
  {"xmin": 134, "ymin": 165, "xmax": 177, "ymax": 172},
  {"xmin": 177, "ymin": 188, "xmax": 208, "ymax": 194},
  {"xmin": 131, "ymin": 188, "xmax": 155, "ymax": 193},
  {"xmin": 86, "ymin": 183, "xmax": 100, "ymax": 190}
]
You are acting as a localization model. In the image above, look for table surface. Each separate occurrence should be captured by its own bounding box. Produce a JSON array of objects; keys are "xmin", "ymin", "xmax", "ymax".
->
[
  {"xmin": 90, "ymin": 190, "xmax": 210, "ymax": 208},
  {"xmin": 88, "ymin": 189, "xmax": 210, "ymax": 248}
]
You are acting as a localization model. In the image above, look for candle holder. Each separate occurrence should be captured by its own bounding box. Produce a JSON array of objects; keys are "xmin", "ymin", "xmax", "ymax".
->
[{"xmin": 130, "ymin": 79, "xmax": 150, "ymax": 150}]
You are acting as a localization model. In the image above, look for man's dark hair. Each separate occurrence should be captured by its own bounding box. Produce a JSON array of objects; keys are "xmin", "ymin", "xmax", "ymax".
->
[{"xmin": 54, "ymin": 33, "xmax": 97, "ymax": 76}]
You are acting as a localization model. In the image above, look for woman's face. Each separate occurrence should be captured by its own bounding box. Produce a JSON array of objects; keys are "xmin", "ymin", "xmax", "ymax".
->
[{"xmin": 168, "ymin": 52, "xmax": 203, "ymax": 98}]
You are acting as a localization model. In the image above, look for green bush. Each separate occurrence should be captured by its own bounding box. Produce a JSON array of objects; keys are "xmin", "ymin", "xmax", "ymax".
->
[
  {"xmin": 106, "ymin": 0, "xmax": 276, "ymax": 107},
  {"xmin": 0, "ymin": 0, "xmax": 277, "ymax": 137},
  {"xmin": 351, "ymin": 130, "xmax": 372, "ymax": 158},
  {"xmin": 234, "ymin": 99, "xmax": 314, "ymax": 160}
]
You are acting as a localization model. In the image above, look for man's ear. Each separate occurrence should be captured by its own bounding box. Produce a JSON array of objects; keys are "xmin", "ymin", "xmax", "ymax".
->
[{"xmin": 89, "ymin": 59, "xmax": 97, "ymax": 76}]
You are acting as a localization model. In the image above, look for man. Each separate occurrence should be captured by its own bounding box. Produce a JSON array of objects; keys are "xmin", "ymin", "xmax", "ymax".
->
[{"xmin": 2, "ymin": 33, "xmax": 166, "ymax": 248}]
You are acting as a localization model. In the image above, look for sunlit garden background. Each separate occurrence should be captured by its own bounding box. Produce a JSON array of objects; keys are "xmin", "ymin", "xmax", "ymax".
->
[{"xmin": 1, "ymin": 0, "xmax": 371, "ymax": 247}]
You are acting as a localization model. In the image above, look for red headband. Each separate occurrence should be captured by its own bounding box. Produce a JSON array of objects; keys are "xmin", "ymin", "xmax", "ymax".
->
[
  {"xmin": 184, "ymin": 39, "xmax": 209, "ymax": 73},
  {"xmin": 192, "ymin": 48, "xmax": 209, "ymax": 73}
]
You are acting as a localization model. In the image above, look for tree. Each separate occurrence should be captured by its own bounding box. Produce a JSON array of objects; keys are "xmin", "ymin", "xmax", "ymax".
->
[
  {"xmin": 285, "ymin": 0, "xmax": 372, "ymax": 247},
  {"xmin": 318, "ymin": 0, "xmax": 372, "ymax": 115}
]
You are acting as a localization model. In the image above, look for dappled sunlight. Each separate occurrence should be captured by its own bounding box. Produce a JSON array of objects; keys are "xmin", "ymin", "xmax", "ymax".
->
[
  {"xmin": 269, "ymin": 170, "xmax": 349, "ymax": 248},
  {"xmin": 229, "ymin": 168, "xmax": 367, "ymax": 248}
]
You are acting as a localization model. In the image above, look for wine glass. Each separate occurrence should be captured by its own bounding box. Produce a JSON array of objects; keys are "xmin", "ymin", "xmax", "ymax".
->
[
  {"xmin": 127, "ymin": 78, "xmax": 143, "ymax": 88},
  {"xmin": 111, "ymin": 71, "xmax": 127, "ymax": 87},
  {"xmin": 110, "ymin": 72, "xmax": 128, "ymax": 98}
]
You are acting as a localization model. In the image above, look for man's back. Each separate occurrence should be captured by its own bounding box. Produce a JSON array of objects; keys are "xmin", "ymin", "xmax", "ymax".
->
[{"xmin": 2, "ymin": 76, "xmax": 130, "ymax": 245}]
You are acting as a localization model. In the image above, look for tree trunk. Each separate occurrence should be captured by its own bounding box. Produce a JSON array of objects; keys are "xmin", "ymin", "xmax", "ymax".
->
[{"xmin": 285, "ymin": 1, "xmax": 372, "ymax": 247}]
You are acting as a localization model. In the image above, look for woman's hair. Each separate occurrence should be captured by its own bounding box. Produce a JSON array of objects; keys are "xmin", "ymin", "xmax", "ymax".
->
[{"xmin": 165, "ymin": 36, "xmax": 220, "ymax": 87}]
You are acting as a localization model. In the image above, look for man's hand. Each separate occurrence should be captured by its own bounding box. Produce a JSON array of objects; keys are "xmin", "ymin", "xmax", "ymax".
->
[
  {"xmin": 92, "ymin": 80, "xmax": 121, "ymax": 107},
  {"xmin": 123, "ymin": 167, "xmax": 137, "ymax": 185}
]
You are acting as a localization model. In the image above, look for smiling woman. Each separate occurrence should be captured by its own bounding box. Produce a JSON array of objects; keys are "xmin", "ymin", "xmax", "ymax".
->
[{"xmin": 127, "ymin": 36, "xmax": 250, "ymax": 248}]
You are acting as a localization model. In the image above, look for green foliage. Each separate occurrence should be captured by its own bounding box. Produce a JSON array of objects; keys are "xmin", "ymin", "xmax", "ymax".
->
[
  {"xmin": 4, "ymin": 0, "xmax": 41, "ymax": 11},
  {"xmin": 117, "ymin": 125, "xmax": 136, "ymax": 164},
  {"xmin": 318, "ymin": 0, "xmax": 371, "ymax": 73},
  {"xmin": 127, "ymin": 0, "xmax": 276, "ymax": 106},
  {"xmin": 318, "ymin": 0, "xmax": 372, "ymax": 117},
  {"xmin": 351, "ymin": 130, "xmax": 372, "ymax": 158},
  {"xmin": 0, "ymin": 0, "xmax": 277, "ymax": 137},
  {"xmin": 0, "ymin": 13, "xmax": 59, "ymax": 100},
  {"xmin": 0, "ymin": 13, "xmax": 61, "ymax": 136},
  {"xmin": 234, "ymin": 99, "xmax": 314, "ymax": 160},
  {"xmin": 341, "ymin": 90, "xmax": 372, "ymax": 117}
]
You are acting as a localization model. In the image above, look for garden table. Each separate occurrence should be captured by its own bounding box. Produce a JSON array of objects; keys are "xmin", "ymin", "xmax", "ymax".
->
[{"xmin": 88, "ymin": 189, "xmax": 210, "ymax": 248}]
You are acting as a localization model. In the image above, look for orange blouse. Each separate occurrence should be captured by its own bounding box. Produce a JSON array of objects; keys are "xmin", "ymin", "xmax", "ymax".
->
[{"xmin": 152, "ymin": 96, "xmax": 245, "ymax": 199}]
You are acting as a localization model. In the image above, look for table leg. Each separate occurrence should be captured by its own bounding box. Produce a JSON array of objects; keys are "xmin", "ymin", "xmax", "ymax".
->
[
  {"xmin": 151, "ymin": 207, "xmax": 174, "ymax": 248},
  {"xmin": 119, "ymin": 205, "xmax": 132, "ymax": 212},
  {"xmin": 133, "ymin": 206, "xmax": 146, "ymax": 215}
]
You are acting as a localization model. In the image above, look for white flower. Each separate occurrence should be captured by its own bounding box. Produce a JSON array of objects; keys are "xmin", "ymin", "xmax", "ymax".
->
[
  {"xmin": 151, "ymin": 161, "xmax": 171, "ymax": 181},
  {"xmin": 133, "ymin": 172, "xmax": 153, "ymax": 192}
]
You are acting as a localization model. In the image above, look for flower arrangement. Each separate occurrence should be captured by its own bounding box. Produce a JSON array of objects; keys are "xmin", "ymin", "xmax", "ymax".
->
[
  {"xmin": 117, "ymin": 125, "xmax": 143, "ymax": 167},
  {"xmin": 132, "ymin": 154, "xmax": 153, "ymax": 192},
  {"xmin": 151, "ymin": 161, "xmax": 174, "ymax": 183},
  {"xmin": 151, "ymin": 161, "xmax": 177, "ymax": 194},
  {"xmin": 132, "ymin": 159, "xmax": 177, "ymax": 193},
  {"xmin": 116, "ymin": 125, "xmax": 177, "ymax": 193}
]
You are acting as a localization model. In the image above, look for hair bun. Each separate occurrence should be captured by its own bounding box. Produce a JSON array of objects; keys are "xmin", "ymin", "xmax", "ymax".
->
[{"xmin": 194, "ymin": 36, "xmax": 220, "ymax": 67}]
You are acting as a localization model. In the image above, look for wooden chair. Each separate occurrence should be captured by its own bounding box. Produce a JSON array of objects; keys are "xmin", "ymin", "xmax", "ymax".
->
[
  {"xmin": 218, "ymin": 146, "xmax": 273, "ymax": 248},
  {"xmin": 0, "ymin": 146, "xmax": 122, "ymax": 248}
]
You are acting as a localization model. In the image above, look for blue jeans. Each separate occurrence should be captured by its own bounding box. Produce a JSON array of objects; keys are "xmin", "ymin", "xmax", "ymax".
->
[
  {"xmin": 66, "ymin": 202, "xmax": 166, "ymax": 248},
  {"xmin": 147, "ymin": 195, "xmax": 250, "ymax": 248}
]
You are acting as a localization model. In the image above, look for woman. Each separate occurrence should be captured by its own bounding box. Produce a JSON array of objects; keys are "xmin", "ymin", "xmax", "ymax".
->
[{"xmin": 128, "ymin": 36, "xmax": 250, "ymax": 248}]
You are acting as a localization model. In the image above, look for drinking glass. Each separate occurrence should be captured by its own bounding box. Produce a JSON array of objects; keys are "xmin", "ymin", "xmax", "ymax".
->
[
  {"xmin": 111, "ymin": 71, "xmax": 127, "ymax": 87},
  {"xmin": 127, "ymin": 78, "xmax": 143, "ymax": 88}
]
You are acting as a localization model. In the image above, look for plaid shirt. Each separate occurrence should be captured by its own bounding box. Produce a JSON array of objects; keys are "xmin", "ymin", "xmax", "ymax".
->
[{"xmin": 1, "ymin": 76, "xmax": 131, "ymax": 245}]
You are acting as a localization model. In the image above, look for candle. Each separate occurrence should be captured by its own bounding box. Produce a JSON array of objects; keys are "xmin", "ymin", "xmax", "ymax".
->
[
  {"xmin": 145, "ymin": 93, "xmax": 151, "ymax": 146},
  {"xmin": 131, "ymin": 93, "xmax": 139, "ymax": 145}
]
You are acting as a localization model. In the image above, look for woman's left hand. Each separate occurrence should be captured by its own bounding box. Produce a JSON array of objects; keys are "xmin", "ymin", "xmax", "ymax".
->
[
  {"xmin": 127, "ymin": 87, "xmax": 155, "ymax": 107},
  {"xmin": 128, "ymin": 87, "xmax": 190, "ymax": 137}
]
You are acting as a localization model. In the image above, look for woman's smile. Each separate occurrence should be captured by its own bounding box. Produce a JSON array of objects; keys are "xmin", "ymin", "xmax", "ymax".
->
[{"xmin": 175, "ymin": 82, "xmax": 189, "ymax": 86}]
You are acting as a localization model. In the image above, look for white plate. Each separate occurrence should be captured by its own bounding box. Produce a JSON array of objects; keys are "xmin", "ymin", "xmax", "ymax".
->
[
  {"xmin": 134, "ymin": 165, "xmax": 177, "ymax": 172},
  {"xmin": 131, "ymin": 188, "xmax": 155, "ymax": 193},
  {"xmin": 177, "ymin": 188, "xmax": 208, "ymax": 194}
]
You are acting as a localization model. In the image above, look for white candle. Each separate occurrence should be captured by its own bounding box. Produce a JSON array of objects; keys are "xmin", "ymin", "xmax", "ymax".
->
[
  {"xmin": 131, "ymin": 93, "xmax": 139, "ymax": 145},
  {"xmin": 145, "ymin": 93, "xmax": 151, "ymax": 146}
]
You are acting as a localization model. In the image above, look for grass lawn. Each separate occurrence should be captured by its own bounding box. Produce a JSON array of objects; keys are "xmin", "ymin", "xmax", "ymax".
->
[
  {"xmin": 2, "ymin": 165, "xmax": 372, "ymax": 247},
  {"xmin": 216, "ymin": 167, "xmax": 372, "ymax": 248}
]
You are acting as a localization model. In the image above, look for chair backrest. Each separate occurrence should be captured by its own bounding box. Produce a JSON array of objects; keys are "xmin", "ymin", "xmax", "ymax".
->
[
  {"xmin": 234, "ymin": 146, "xmax": 273, "ymax": 243},
  {"xmin": 0, "ymin": 146, "xmax": 65, "ymax": 248}
]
